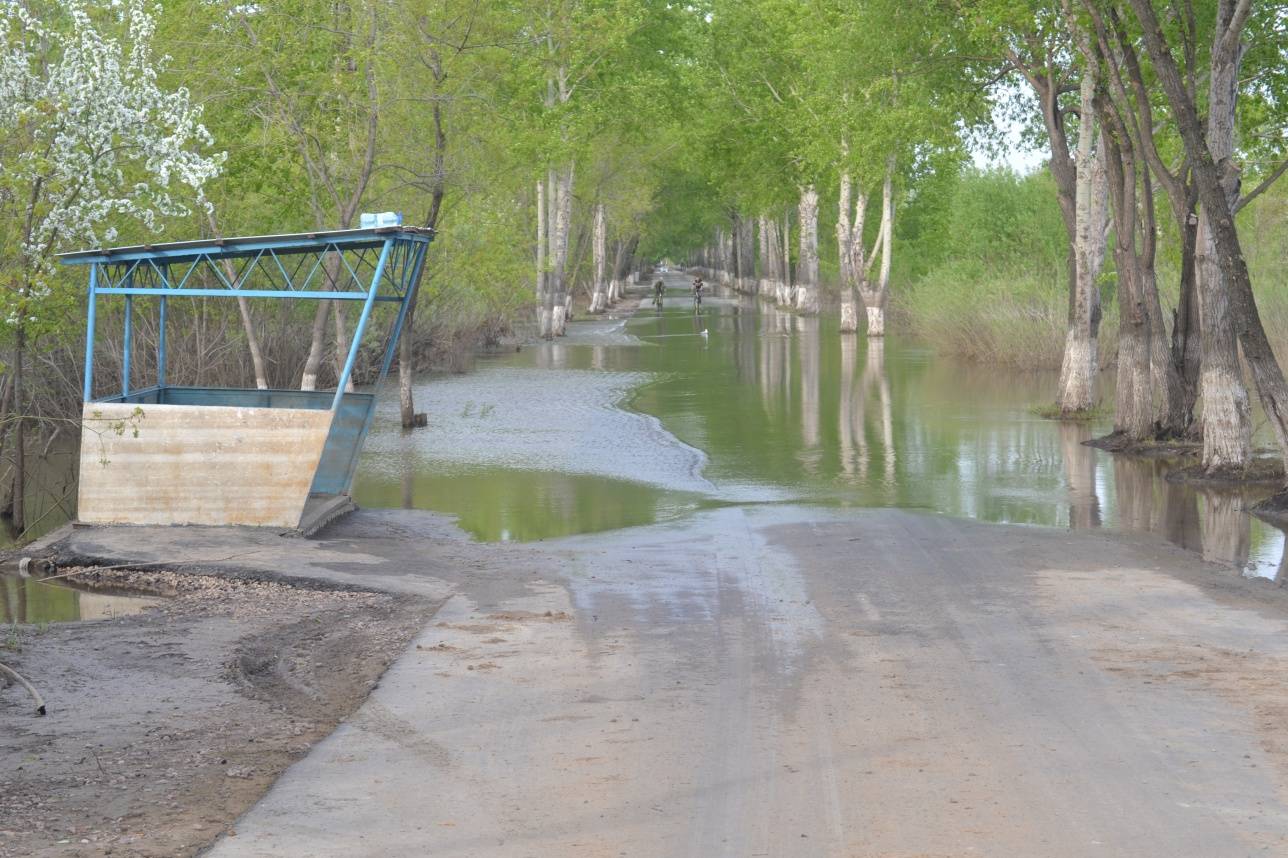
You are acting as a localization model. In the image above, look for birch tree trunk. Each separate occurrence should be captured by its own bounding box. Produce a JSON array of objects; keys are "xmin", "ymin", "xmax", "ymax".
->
[
  {"xmin": 872, "ymin": 166, "xmax": 894, "ymax": 336},
  {"xmin": 858, "ymin": 159, "xmax": 895, "ymax": 336},
  {"xmin": 1055, "ymin": 73, "xmax": 1106, "ymax": 415},
  {"xmin": 590, "ymin": 203, "xmax": 608, "ymax": 313},
  {"xmin": 795, "ymin": 186, "xmax": 820, "ymax": 314},
  {"xmin": 838, "ymin": 173, "xmax": 858, "ymax": 333}
]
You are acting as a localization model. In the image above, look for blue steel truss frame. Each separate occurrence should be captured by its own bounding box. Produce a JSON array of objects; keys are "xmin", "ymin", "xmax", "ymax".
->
[{"xmin": 61, "ymin": 227, "xmax": 432, "ymax": 411}]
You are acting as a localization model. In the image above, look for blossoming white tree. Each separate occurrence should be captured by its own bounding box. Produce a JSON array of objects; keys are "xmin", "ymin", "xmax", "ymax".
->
[{"xmin": 0, "ymin": 0, "xmax": 223, "ymax": 532}]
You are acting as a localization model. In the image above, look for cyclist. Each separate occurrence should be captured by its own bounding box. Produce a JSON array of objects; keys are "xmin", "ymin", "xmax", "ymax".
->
[
  {"xmin": 653, "ymin": 279, "xmax": 665, "ymax": 308},
  {"xmin": 692, "ymin": 276, "xmax": 704, "ymax": 309}
]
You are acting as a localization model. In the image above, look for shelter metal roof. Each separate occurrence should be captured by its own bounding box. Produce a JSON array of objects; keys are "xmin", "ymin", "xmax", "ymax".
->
[
  {"xmin": 59, "ymin": 226, "xmax": 434, "ymax": 303},
  {"xmin": 58, "ymin": 226, "xmax": 434, "ymax": 265}
]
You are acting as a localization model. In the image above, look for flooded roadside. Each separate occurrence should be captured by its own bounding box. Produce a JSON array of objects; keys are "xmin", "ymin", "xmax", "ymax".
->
[
  {"xmin": 354, "ymin": 278, "xmax": 1287, "ymax": 582},
  {"xmin": 1, "ymin": 572, "xmax": 163, "ymax": 624}
]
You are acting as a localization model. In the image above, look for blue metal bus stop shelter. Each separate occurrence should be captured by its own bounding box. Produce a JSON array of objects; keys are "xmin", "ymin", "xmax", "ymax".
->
[{"xmin": 60, "ymin": 226, "xmax": 432, "ymax": 530}]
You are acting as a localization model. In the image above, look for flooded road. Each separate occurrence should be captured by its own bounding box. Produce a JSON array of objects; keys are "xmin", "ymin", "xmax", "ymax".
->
[
  {"xmin": 52, "ymin": 280, "xmax": 1288, "ymax": 855},
  {"xmin": 355, "ymin": 276, "xmax": 1286, "ymax": 582}
]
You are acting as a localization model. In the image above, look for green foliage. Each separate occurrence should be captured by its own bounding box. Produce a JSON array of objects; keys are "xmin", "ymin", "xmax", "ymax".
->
[{"xmin": 896, "ymin": 168, "xmax": 1114, "ymax": 367}]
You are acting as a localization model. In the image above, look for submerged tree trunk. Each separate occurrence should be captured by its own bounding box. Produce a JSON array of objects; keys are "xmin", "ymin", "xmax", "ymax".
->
[
  {"xmin": 608, "ymin": 239, "xmax": 623, "ymax": 304},
  {"xmin": 779, "ymin": 210, "xmax": 792, "ymax": 306},
  {"xmin": 537, "ymin": 177, "xmax": 550, "ymax": 338},
  {"xmin": 1103, "ymin": 122, "xmax": 1153, "ymax": 442},
  {"xmin": 590, "ymin": 203, "xmax": 608, "ymax": 313},
  {"xmin": 1171, "ymin": 207, "xmax": 1202, "ymax": 433},
  {"xmin": 838, "ymin": 173, "xmax": 858, "ymax": 333},
  {"xmin": 551, "ymin": 163, "xmax": 573, "ymax": 336},
  {"xmin": 1128, "ymin": 0, "xmax": 1288, "ymax": 478},
  {"xmin": 757, "ymin": 216, "xmax": 772, "ymax": 298},
  {"xmin": 1195, "ymin": 185, "xmax": 1252, "ymax": 472},
  {"xmin": 1194, "ymin": 10, "xmax": 1251, "ymax": 472},
  {"xmin": 738, "ymin": 215, "xmax": 755, "ymax": 294},
  {"xmin": 858, "ymin": 158, "xmax": 895, "ymax": 336},
  {"xmin": 1055, "ymin": 73, "xmax": 1107, "ymax": 415},
  {"xmin": 795, "ymin": 186, "xmax": 820, "ymax": 314}
]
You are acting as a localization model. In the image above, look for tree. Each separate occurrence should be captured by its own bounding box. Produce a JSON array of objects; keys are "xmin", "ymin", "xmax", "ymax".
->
[
  {"xmin": 1123, "ymin": 0, "xmax": 1288, "ymax": 483},
  {"xmin": 0, "ymin": 0, "xmax": 222, "ymax": 532}
]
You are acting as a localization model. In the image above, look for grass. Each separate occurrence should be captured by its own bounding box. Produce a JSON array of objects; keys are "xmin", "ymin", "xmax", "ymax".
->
[
  {"xmin": 1029, "ymin": 403, "xmax": 1112, "ymax": 421},
  {"xmin": 894, "ymin": 257, "xmax": 1288, "ymax": 372},
  {"xmin": 4, "ymin": 620, "xmax": 21, "ymax": 653},
  {"xmin": 893, "ymin": 261, "xmax": 1118, "ymax": 370}
]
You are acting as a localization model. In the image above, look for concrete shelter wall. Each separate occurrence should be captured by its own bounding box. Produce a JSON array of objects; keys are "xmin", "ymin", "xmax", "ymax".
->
[{"xmin": 78, "ymin": 402, "xmax": 333, "ymax": 528}]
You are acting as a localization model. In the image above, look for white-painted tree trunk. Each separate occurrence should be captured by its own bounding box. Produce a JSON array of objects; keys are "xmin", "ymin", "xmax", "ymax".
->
[
  {"xmin": 778, "ymin": 210, "xmax": 792, "ymax": 306},
  {"xmin": 551, "ymin": 162, "xmax": 573, "ymax": 336},
  {"xmin": 757, "ymin": 216, "xmax": 772, "ymax": 298},
  {"xmin": 1196, "ymin": 20, "xmax": 1252, "ymax": 473},
  {"xmin": 536, "ymin": 177, "xmax": 552, "ymax": 339},
  {"xmin": 737, "ymin": 215, "xmax": 755, "ymax": 293},
  {"xmin": 838, "ymin": 172, "xmax": 858, "ymax": 333},
  {"xmin": 590, "ymin": 202, "xmax": 607, "ymax": 313},
  {"xmin": 858, "ymin": 158, "xmax": 895, "ymax": 336},
  {"xmin": 1055, "ymin": 75, "xmax": 1108, "ymax": 415},
  {"xmin": 795, "ymin": 185, "xmax": 819, "ymax": 314}
]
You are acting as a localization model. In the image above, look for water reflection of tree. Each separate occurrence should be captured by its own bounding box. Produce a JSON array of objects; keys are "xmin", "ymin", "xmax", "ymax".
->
[
  {"xmin": 866, "ymin": 339, "xmax": 896, "ymax": 488},
  {"xmin": 835, "ymin": 337, "xmax": 894, "ymax": 490},
  {"xmin": 1058, "ymin": 422, "xmax": 1101, "ymax": 528},
  {"xmin": 838, "ymin": 336, "xmax": 868, "ymax": 480},
  {"xmin": 1198, "ymin": 490, "xmax": 1250, "ymax": 570},
  {"xmin": 797, "ymin": 316, "xmax": 821, "ymax": 473},
  {"xmin": 1103, "ymin": 450, "xmax": 1251, "ymax": 569}
]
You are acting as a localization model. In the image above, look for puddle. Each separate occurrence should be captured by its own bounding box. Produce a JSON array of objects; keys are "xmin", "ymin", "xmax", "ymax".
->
[
  {"xmin": 1, "ymin": 572, "xmax": 164, "ymax": 625},
  {"xmin": 354, "ymin": 466, "xmax": 707, "ymax": 542}
]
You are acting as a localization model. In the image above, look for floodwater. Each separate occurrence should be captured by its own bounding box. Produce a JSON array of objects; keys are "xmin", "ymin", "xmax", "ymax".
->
[
  {"xmin": 1, "ymin": 573, "xmax": 163, "ymax": 625},
  {"xmin": 354, "ymin": 282, "xmax": 1287, "ymax": 583}
]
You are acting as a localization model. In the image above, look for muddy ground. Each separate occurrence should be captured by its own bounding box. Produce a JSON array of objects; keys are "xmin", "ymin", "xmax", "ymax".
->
[{"xmin": 0, "ymin": 567, "xmax": 435, "ymax": 858}]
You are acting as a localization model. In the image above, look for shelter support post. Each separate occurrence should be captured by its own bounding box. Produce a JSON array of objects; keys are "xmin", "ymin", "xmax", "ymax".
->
[
  {"xmin": 83, "ymin": 265, "xmax": 97, "ymax": 402},
  {"xmin": 331, "ymin": 239, "xmax": 394, "ymax": 411},
  {"xmin": 378, "ymin": 241, "xmax": 428, "ymax": 380},
  {"xmin": 158, "ymin": 296, "xmax": 167, "ymax": 388},
  {"xmin": 122, "ymin": 294, "xmax": 133, "ymax": 397}
]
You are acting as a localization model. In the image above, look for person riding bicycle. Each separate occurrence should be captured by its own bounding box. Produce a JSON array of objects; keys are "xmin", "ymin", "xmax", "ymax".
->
[
  {"xmin": 653, "ymin": 279, "xmax": 665, "ymax": 305},
  {"xmin": 692, "ymin": 276, "xmax": 704, "ymax": 305}
]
